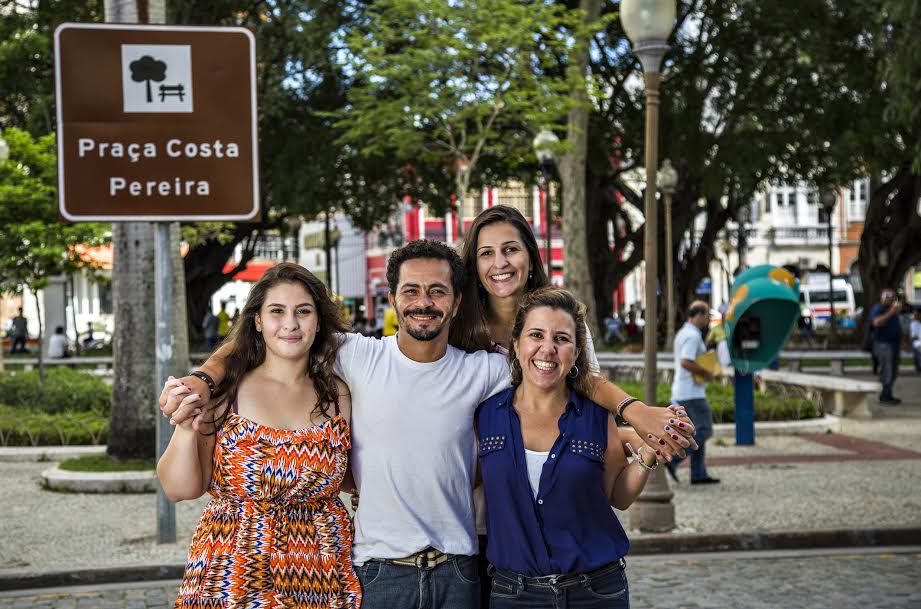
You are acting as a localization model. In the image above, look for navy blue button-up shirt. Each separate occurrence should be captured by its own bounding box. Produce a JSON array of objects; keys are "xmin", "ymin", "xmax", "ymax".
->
[{"xmin": 475, "ymin": 387, "xmax": 629, "ymax": 577}]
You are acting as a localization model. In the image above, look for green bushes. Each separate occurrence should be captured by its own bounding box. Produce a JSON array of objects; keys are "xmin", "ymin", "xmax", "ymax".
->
[
  {"xmin": 59, "ymin": 454, "xmax": 153, "ymax": 472},
  {"xmin": 613, "ymin": 380, "xmax": 816, "ymax": 423},
  {"xmin": 0, "ymin": 368, "xmax": 111, "ymax": 415},
  {"xmin": 0, "ymin": 405, "xmax": 108, "ymax": 446},
  {"xmin": 0, "ymin": 369, "xmax": 110, "ymax": 446}
]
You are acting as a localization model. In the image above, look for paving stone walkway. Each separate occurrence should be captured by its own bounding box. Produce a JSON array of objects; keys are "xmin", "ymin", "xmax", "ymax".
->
[{"xmin": 1, "ymin": 548, "xmax": 917, "ymax": 608}]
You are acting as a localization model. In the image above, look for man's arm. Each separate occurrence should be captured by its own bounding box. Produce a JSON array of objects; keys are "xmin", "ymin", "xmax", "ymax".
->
[
  {"xmin": 681, "ymin": 358, "xmax": 714, "ymax": 380},
  {"xmin": 873, "ymin": 303, "xmax": 900, "ymax": 328}
]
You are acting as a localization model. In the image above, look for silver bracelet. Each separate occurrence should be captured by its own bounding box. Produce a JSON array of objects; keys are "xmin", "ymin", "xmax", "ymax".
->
[{"xmin": 626, "ymin": 443, "xmax": 659, "ymax": 473}]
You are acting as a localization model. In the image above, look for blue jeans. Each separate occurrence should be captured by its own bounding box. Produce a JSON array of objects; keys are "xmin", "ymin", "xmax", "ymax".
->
[
  {"xmin": 489, "ymin": 560, "xmax": 629, "ymax": 609},
  {"xmin": 672, "ymin": 398, "xmax": 713, "ymax": 481},
  {"xmin": 912, "ymin": 346, "xmax": 921, "ymax": 373},
  {"xmin": 874, "ymin": 342, "xmax": 899, "ymax": 399},
  {"xmin": 357, "ymin": 555, "xmax": 480, "ymax": 609}
]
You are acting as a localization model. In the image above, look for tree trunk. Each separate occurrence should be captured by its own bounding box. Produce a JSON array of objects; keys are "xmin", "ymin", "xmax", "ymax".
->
[
  {"xmin": 857, "ymin": 167, "xmax": 921, "ymax": 331},
  {"xmin": 105, "ymin": 0, "xmax": 166, "ymax": 461},
  {"xmin": 32, "ymin": 288, "xmax": 43, "ymax": 382},
  {"xmin": 170, "ymin": 223, "xmax": 189, "ymax": 376},
  {"xmin": 108, "ymin": 223, "xmax": 157, "ymax": 459},
  {"xmin": 559, "ymin": 0, "xmax": 602, "ymax": 339},
  {"xmin": 184, "ymin": 226, "xmax": 256, "ymax": 339}
]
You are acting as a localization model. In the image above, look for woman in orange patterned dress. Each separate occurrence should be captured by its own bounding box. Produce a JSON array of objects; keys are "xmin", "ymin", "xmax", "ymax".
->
[{"xmin": 157, "ymin": 263, "xmax": 360, "ymax": 609}]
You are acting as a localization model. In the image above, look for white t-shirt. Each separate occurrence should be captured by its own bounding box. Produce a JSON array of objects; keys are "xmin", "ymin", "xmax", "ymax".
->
[
  {"xmin": 48, "ymin": 334, "xmax": 68, "ymax": 358},
  {"xmin": 672, "ymin": 322, "xmax": 706, "ymax": 401},
  {"xmin": 910, "ymin": 319, "xmax": 921, "ymax": 350},
  {"xmin": 334, "ymin": 333, "xmax": 510, "ymax": 565}
]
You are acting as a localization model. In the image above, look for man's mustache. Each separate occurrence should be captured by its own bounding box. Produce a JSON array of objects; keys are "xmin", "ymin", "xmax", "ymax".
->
[{"xmin": 403, "ymin": 308, "xmax": 443, "ymax": 318}]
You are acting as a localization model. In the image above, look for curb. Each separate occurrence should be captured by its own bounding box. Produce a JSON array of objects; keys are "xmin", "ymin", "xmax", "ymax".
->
[
  {"xmin": 0, "ymin": 445, "xmax": 106, "ymax": 463},
  {"xmin": 1, "ymin": 526, "xmax": 918, "ymax": 592},
  {"xmin": 41, "ymin": 465, "xmax": 156, "ymax": 493}
]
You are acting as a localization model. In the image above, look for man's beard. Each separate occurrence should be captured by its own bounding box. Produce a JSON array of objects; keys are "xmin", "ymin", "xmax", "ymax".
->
[{"xmin": 399, "ymin": 307, "xmax": 448, "ymax": 342}]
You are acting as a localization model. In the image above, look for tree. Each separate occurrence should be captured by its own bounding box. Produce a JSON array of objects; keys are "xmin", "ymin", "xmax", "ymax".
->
[
  {"xmin": 579, "ymin": 0, "xmax": 868, "ymax": 333},
  {"xmin": 0, "ymin": 128, "xmax": 109, "ymax": 377},
  {"xmin": 337, "ymin": 0, "xmax": 582, "ymax": 240}
]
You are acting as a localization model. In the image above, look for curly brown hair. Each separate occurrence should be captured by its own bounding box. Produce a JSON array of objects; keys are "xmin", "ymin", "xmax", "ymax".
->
[
  {"xmin": 450, "ymin": 206, "xmax": 550, "ymax": 352},
  {"xmin": 206, "ymin": 262, "xmax": 351, "ymax": 431},
  {"xmin": 508, "ymin": 287, "xmax": 594, "ymax": 398}
]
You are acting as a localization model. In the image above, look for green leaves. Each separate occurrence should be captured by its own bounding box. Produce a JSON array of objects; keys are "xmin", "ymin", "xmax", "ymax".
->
[
  {"xmin": 0, "ymin": 128, "xmax": 110, "ymax": 295},
  {"xmin": 337, "ymin": 0, "xmax": 586, "ymax": 195}
]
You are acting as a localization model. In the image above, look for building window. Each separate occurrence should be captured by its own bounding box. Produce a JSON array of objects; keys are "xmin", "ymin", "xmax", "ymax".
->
[
  {"xmin": 98, "ymin": 282, "xmax": 113, "ymax": 315},
  {"xmin": 846, "ymin": 178, "xmax": 868, "ymax": 222}
]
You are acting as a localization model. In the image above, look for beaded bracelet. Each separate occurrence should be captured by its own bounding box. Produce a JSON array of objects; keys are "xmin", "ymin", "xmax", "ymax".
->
[
  {"xmin": 189, "ymin": 370, "xmax": 216, "ymax": 395},
  {"xmin": 626, "ymin": 442, "xmax": 659, "ymax": 473}
]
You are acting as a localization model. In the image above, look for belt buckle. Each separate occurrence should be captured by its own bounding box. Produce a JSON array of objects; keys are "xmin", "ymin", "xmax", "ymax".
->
[{"xmin": 414, "ymin": 551, "xmax": 429, "ymax": 569}]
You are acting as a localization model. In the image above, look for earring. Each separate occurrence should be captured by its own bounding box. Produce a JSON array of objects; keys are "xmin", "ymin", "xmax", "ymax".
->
[
  {"xmin": 568, "ymin": 365, "xmax": 579, "ymax": 378},
  {"xmin": 528, "ymin": 270, "xmax": 533, "ymax": 281}
]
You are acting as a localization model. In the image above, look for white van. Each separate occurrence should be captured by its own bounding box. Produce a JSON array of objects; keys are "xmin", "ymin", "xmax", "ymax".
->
[{"xmin": 799, "ymin": 277, "xmax": 856, "ymax": 327}]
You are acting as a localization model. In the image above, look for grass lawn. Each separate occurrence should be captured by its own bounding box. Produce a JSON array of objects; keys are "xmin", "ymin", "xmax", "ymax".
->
[{"xmin": 59, "ymin": 454, "xmax": 155, "ymax": 472}]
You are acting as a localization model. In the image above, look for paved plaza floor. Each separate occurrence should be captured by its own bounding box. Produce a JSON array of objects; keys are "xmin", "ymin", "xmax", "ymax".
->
[{"xmin": 1, "ymin": 547, "xmax": 918, "ymax": 609}]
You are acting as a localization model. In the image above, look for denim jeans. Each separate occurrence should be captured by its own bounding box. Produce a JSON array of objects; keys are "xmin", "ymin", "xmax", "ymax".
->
[
  {"xmin": 912, "ymin": 346, "xmax": 921, "ymax": 373},
  {"xmin": 874, "ymin": 342, "xmax": 899, "ymax": 399},
  {"xmin": 671, "ymin": 398, "xmax": 713, "ymax": 481},
  {"xmin": 356, "ymin": 555, "xmax": 480, "ymax": 609},
  {"xmin": 488, "ymin": 560, "xmax": 629, "ymax": 609}
]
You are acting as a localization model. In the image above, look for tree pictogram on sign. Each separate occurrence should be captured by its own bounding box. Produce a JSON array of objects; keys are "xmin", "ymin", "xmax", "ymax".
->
[{"xmin": 129, "ymin": 55, "xmax": 167, "ymax": 103}]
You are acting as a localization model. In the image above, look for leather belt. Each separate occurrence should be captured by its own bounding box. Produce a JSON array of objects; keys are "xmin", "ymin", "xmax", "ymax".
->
[{"xmin": 387, "ymin": 547, "xmax": 452, "ymax": 570}]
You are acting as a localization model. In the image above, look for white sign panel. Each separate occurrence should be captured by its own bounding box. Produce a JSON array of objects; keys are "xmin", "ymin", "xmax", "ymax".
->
[{"xmin": 121, "ymin": 44, "xmax": 194, "ymax": 113}]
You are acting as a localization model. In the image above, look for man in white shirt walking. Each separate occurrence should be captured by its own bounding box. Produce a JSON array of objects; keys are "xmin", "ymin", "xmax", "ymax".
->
[
  {"xmin": 911, "ymin": 307, "xmax": 921, "ymax": 374},
  {"xmin": 666, "ymin": 301, "xmax": 719, "ymax": 485}
]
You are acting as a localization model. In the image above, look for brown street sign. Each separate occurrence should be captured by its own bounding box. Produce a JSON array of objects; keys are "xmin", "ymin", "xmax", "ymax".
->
[{"xmin": 54, "ymin": 23, "xmax": 259, "ymax": 222}]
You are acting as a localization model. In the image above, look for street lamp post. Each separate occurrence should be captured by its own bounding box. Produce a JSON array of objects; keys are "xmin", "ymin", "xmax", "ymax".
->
[
  {"xmin": 621, "ymin": 0, "xmax": 677, "ymax": 533},
  {"xmin": 658, "ymin": 159, "xmax": 679, "ymax": 350},
  {"xmin": 821, "ymin": 188, "xmax": 838, "ymax": 344},
  {"xmin": 0, "ymin": 133, "xmax": 7, "ymax": 373},
  {"xmin": 533, "ymin": 129, "xmax": 560, "ymax": 277}
]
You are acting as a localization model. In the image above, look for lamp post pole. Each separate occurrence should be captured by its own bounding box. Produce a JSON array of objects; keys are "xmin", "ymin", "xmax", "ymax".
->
[
  {"xmin": 621, "ymin": 0, "xmax": 677, "ymax": 533},
  {"xmin": 0, "ymin": 133, "xmax": 8, "ymax": 373},
  {"xmin": 533, "ymin": 129, "xmax": 560, "ymax": 278},
  {"xmin": 821, "ymin": 189, "xmax": 838, "ymax": 344},
  {"xmin": 659, "ymin": 160, "xmax": 679, "ymax": 350}
]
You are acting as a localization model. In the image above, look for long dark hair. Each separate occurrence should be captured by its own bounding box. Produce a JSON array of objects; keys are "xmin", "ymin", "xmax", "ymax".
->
[
  {"xmin": 450, "ymin": 205, "xmax": 550, "ymax": 352},
  {"xmin": 508, "ymin": 287, "xmax": 594, "ymax": 398},
  {"xmin": 207, "ymin": 262, "xmax": 350, "ymax": 431}
]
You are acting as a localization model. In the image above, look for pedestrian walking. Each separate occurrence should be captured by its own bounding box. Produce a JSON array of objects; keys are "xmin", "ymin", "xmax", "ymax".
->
[
  {"xmin": 201, "ymin": 309, "xmax": 219, "ymax": 352},
  {"xmin": 667, "ymin": 300, "xmax": 720, "ymax": 485},
  {"xmin": 871, "ymin": 288, "xmax": 903, "ymax": 404},
  {"xmin": 8, "ymin": 307, "xmax": 27, "ymax": 353},
  {"xmin": 216, "ymin": 301, "xmax": 231, "ymax": 339},
  {"xmin": 476, "ymin": 288, "xmax": 655, "ymax": 609},
  {"xmin": 909, "ymin": 307, "xmax": 920, "ymax": 374},
  {"xmin": 158, "ymin": 263, "xmax": 359, "ymax": 608}
]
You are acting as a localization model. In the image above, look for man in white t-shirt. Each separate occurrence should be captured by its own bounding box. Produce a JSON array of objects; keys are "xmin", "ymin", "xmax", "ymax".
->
[
  {"xmin": 665, "ymin": 301, "xmax": 719, "ymax": 485},
  {"xmin": 335, "ymin": 240, "xmax": 509, "ymax": 609}
]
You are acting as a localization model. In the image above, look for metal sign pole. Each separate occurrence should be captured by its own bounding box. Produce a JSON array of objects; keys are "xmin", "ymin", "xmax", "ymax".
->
[{"xmin": 154, "ymin": 222, "xmax": 176, "ymax": 543}]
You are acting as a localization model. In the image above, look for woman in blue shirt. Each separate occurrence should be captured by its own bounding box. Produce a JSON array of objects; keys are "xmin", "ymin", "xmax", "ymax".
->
[{"xmin": 476, "ymin": 288, "xmax": 656, "ymax": 608}]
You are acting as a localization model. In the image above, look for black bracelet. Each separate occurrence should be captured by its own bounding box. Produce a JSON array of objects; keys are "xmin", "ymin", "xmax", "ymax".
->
[
  {"xmin": 189, "ymin": 370, "xmax": 216, "ymax": 395},
  {"xmin": 616, "ymin": 397, "xmax": 640, "ymax": 419}
]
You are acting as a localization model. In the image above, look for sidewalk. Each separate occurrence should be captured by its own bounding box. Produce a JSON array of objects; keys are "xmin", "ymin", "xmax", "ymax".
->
[{"xmin": 2, "ymin": 372, "xmax": 920, "ymax": 590}]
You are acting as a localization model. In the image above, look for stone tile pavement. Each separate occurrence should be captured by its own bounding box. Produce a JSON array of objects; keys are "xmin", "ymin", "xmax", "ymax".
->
[{"xmin": 1, "ymin": 548, "xmax": 918, "ymax": 608}]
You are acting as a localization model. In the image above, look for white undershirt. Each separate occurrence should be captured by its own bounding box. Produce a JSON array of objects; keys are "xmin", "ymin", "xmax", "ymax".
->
[{"xmin": 524, "ymin": 448, "xmax": 550, "ymax": 499}]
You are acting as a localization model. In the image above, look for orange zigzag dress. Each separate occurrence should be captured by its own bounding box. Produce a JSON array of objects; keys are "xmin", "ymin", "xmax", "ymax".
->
[{"xmin": 174, "ymin": 411, "xmax": 361, "ymax": 609}]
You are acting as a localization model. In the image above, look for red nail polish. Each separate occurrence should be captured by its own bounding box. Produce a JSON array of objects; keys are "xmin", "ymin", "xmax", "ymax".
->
[
  {"xmin": 659, "ymin": 439, "xmax": 666, "ymax": 446},
  {"xmin": 655, "ymin": 450, "xmax": 661, "ymax": 456},
  {"xmin": 679, "ymin": 422, "xmax": 685, "ymax": 428},
  {"xmin": 672, "ymin": 434, "xmax": 679, "ymax": 440}
]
